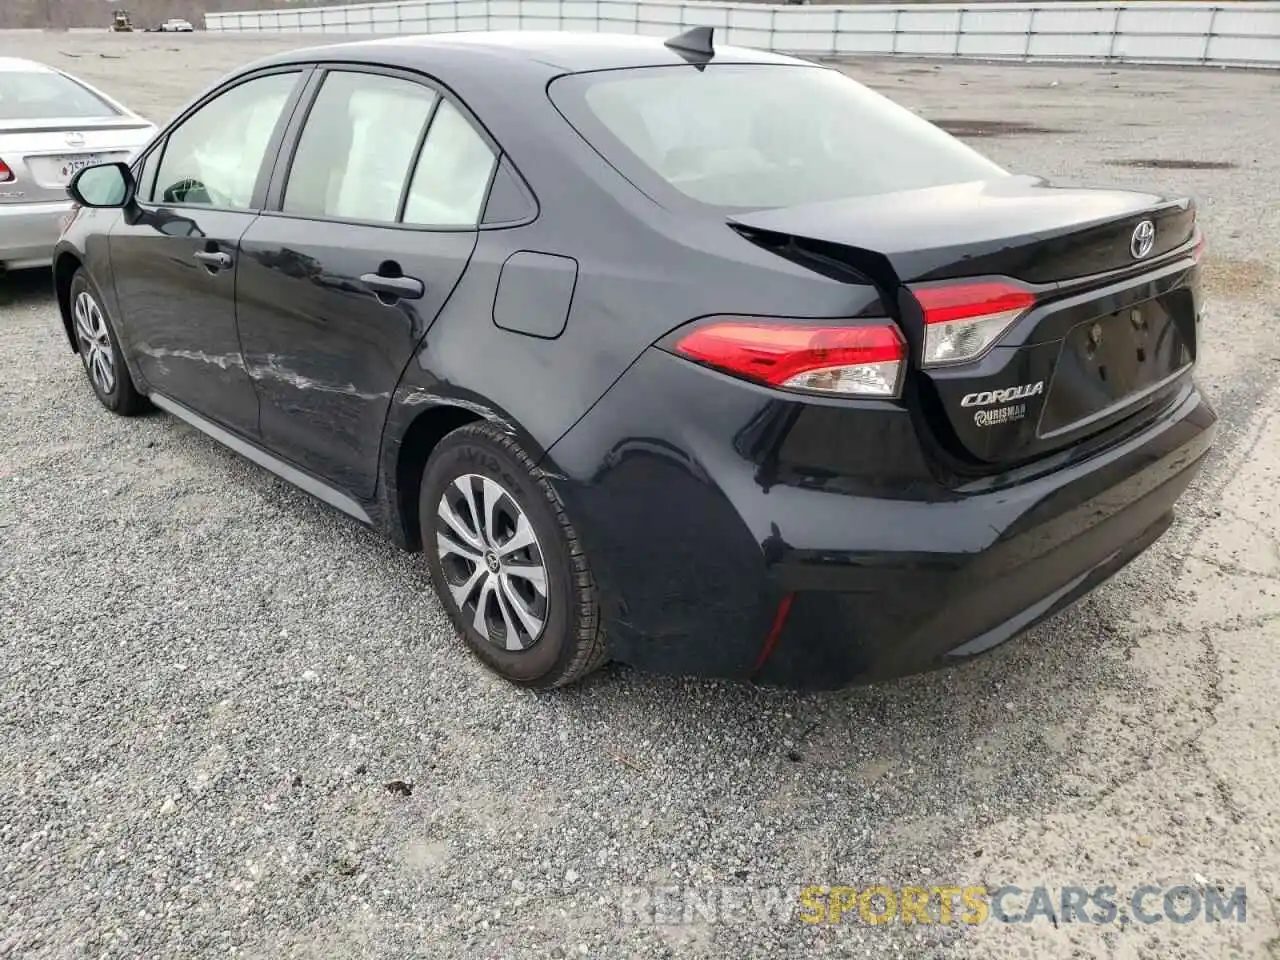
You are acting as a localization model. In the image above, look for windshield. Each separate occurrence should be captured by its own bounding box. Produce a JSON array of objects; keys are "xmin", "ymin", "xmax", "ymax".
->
[
  {"xmin": 550, "ymin": 64, "xmax": 1007, "ymax": 210},
  {"xmin": 0, "ymin": 70, "xmax": 120, "ymax": 121}
]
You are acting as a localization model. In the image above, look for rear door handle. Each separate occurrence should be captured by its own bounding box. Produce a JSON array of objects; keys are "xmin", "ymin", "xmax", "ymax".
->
[
  {"xmin": 194, "ymin": 250, "xmax": 233, "ymax": 270},
  {"xmin": 361, "ymin": 272, "xmax": 425, "ymax": 302}
]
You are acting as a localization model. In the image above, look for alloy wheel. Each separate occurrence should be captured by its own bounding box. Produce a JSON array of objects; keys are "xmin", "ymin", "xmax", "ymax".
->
[
  {"xmin": 435, "ymin": 473, "xmax": 550, "ymax": 651},
  {"xmin": 73, "ymin": 290, "xmax": 116, "ymax": 396}
]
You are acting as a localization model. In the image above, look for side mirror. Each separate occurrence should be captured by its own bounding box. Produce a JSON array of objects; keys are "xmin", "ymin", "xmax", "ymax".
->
[{"xmin": 68, "ymin": 161, "xmax": 136, "ymax": 209}]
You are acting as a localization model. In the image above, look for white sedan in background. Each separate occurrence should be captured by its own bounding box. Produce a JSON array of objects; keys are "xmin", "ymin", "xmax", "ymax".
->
[{"xmin": 0, "ymin": 58, "xmax": 156, "ymax": 273}]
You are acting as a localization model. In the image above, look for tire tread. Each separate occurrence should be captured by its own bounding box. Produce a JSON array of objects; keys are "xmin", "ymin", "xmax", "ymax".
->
[{"xmin": 429, "ymin": 421, "xmax": 608, "ymax": 688}]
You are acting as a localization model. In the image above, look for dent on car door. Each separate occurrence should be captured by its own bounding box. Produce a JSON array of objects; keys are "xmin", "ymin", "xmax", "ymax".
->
[
  {"xmin": 109, "ymin": 69, "xmax": 307, "ymax": 437},
  {"xmin": 236, "ymin": 68, "xmax": 493, "ymax": 499}
]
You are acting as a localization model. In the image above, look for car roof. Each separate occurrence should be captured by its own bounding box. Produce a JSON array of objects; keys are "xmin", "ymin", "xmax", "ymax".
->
[
  {"xmin": 0, "ymin": 57, "xmax": 54, "ymax": 73},
  {"xmin": 251, "ymin": 29, "xmax": 806, "ymax": 78}
]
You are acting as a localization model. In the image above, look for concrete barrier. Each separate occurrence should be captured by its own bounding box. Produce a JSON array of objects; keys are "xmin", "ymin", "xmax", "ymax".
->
[{"xmin": 204, "ymin": 0, "xmax": 1280, "ymax": 69}]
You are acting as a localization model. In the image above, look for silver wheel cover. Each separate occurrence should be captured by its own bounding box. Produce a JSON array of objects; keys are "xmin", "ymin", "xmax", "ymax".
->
[
  {"xmin": 435, "ymin": 473, "xmax": 550, "ymax": 651},
  {"xmin": 73, "ymin": 290, "xmax": 116, "ymax": 396}
]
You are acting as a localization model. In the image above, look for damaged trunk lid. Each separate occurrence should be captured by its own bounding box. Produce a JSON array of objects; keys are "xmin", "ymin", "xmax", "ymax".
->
[{"xmin": 730, "ymin": 175, "xmax": 1203, "ymax": 469}]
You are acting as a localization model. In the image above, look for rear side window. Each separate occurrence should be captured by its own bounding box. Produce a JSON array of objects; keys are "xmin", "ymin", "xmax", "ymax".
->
[
  {"xmin": 0, "ymin": 70, "xmax": 119, "ymax": 121},
  {"xmin": 281, "ymin": 71, "xmax": 497, "ymax": 229},
  {"xmin": 402, "ymin": 100, "xmax": 496, "ymax": 228},
  {"xmin": 283, "ymin": 71, "xmax": 437, "ymax": 223},
  {"xmin": 550, "ymin": 64, "xmax": 1007, "ymax": 211}
]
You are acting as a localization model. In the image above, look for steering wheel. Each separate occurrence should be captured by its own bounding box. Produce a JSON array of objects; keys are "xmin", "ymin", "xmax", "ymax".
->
[{"xmin": 161, "ymin": 177, "xmax": 213, "ymax": 206}]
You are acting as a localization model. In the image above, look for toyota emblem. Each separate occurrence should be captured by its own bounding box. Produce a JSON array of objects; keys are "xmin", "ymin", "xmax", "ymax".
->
[
  {"xmin": 1130, "ymin": 220, "xmax": 1156, "ymax": 260},
  {"xmin": 65, "ymin": 131, "xmax": 86, "ymax": 147}
]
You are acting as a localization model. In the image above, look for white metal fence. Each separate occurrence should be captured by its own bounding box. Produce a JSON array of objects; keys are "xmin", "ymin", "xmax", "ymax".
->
[{"xmin": 204, "ymin": 1, "xmax": 1280, "ymax": 69}]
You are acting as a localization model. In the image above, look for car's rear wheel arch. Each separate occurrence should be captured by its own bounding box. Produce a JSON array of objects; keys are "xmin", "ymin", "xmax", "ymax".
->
[{"xmin": 394, "ymin": 405, "xmax": 486, "ymax": 551}]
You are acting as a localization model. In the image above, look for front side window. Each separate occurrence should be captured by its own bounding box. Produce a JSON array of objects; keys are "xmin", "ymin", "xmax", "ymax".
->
[
  {"xmin": 283, "ymin": 71, "xmax": 437, "ymax": 223},
  {"xmin": 0, "ymin": 70, "xmax": 119, "ymax": 121},
  {"xmin": 550, "ymin": 64, "xmax": 1007, "ymax": 211},
  {"xmin": 151, "ymin": 71, "xmax": 300, "ymax": 209}
]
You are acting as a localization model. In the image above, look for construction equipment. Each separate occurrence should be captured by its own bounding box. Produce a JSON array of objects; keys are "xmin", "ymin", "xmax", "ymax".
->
[{"xmin": 110, "ymin": 10, "xmax": 134, "ymax": 32}]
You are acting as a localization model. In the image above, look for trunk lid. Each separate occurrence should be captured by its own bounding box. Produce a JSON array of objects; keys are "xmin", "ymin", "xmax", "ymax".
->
[
  {"xmin": 728, "ymin": 175, "xmax": 1195, "ymax": 284},
  {"xmin": 729, "ymin": 175, "xmax": 1201, "ymax": 470},
  {"xmin": 0, "ymin": 119, "xmax": 154, "ymax": 205}
]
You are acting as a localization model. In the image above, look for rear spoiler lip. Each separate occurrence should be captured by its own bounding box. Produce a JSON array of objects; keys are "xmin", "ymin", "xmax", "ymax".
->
[{"xmin": 0, "ymin": 120, "xmax": 154, "ymax": 136}]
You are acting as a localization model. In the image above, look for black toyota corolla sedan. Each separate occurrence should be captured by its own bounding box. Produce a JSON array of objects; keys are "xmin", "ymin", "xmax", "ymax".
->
[{"xmin": 53, "ymin": 29, "xmax": 1216, "ymax": 689}]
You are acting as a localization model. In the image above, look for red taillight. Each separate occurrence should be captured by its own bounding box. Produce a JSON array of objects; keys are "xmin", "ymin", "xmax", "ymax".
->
[
  {"xmin": 673, "ymin": 318, "xmax": 906, "ymax": 398},
  {"xmin": 0, "ymin": 158, "xmax": 13, "ymax": 183},
  {"xmin": 1193, "ymin": 230, "xmax": 1206, "ymax": 263},
  {"xmin": 911, "ymin": 279, "xmax": 1037, "ymax": 368},
  {"xmin": 915, "ymin": 281, "xmax": 1037, "ymax": 325}
]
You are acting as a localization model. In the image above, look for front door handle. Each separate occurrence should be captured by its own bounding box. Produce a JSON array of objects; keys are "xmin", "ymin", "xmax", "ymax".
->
[
  {"xmin": 194, "ymin": 250, "xmax": 233, "ymax": 270},
  {"xmin": 361, "ymin": 272, "xmax": 425, "ymax": 303}
]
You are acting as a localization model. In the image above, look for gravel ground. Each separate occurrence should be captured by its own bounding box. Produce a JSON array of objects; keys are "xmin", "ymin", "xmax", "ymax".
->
[{"xmin": 2, "ymin": 32, "xmax": 1279, "ymax": 960}]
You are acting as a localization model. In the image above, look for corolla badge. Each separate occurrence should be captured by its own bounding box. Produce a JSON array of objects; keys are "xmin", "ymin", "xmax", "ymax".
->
[
  {"xmin": 1130, "ymin": 220, "xmax": 1156, "ymax": 260},
  {"xmin": 961, "ymin": 381, "xmax": 1045, "ymax": 408}
]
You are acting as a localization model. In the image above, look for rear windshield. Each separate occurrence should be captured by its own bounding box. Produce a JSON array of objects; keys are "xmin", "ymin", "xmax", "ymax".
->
[
  {"xmin": 549, "ymin": 64, "xmax": 1006, "ymax": 211},
  {"xmin": 0, "ymin": 71, "xmax": 120, "ymax": 121}
]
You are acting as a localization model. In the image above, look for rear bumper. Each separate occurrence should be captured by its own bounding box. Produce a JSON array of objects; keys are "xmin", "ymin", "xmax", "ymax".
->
[
  {"xmin": 546, "ymin": 347, "xmax": 1217, "ymax": 689},
  {"xmin": 760, "ymin": 420, "xmax": 1203, "ymax": 688},
  {"xmin": 0, "ymin": 200, "xmax": 72, "ymax": 269}
]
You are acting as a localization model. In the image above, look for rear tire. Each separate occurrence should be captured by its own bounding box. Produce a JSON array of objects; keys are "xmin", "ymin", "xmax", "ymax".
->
[
  {"xmin": 420, "ymin": 422, "xmax": 607, "ymax": 688},
  {"xmin": 69, "ymin": 270, "xmax": 149, "ymax": 416}
]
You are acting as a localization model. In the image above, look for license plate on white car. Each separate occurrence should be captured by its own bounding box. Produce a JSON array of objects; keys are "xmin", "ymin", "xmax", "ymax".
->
[
  {"xmin": 28, "ymin": 153, "xmax": 118, "ymax": 190},
  {"xmin": 54, "ymin": 154, "xmax": 103, "ymax": 183}
]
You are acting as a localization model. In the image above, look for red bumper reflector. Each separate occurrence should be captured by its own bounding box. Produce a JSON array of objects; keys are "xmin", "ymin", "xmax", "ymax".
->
[{"xmin": 751, "ymin": 592, "xmax": 796, "ymax": 674}]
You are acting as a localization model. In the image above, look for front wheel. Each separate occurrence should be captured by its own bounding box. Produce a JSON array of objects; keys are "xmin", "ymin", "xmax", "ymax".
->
[
  {"xmin": 70, "ymin": 270, "xmax": 149, "ymax": 416},
  {"xmin": 420, "ymin": 422, "xmax": 607, "ymax": 688}
]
